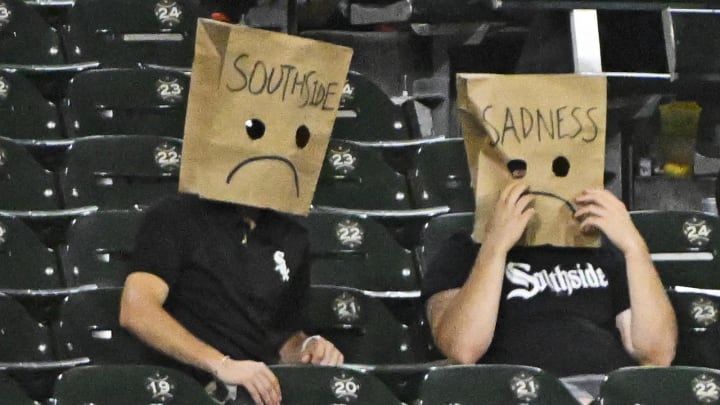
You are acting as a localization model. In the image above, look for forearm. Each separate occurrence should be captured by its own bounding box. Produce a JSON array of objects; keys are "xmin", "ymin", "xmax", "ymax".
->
[
  {"xmin": 432, "ymin": 244, "xmax": 507, "ymax": 364},
  {"xmin": 120, "ymin": 294, "xmax": 224, "ymax": 376},
  {"xmin": 624, "ymin": 247, "xmax": 677, "ymax": 365}
]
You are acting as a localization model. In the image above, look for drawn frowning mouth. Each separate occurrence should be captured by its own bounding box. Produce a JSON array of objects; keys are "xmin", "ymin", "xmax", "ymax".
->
[
  {"xmin": 523, "ymin": 191, "xmax": 577, "ymax": 215},
  {"xmin": 226, "ymin": 155, "xmax": 300, "ymax": 198}
]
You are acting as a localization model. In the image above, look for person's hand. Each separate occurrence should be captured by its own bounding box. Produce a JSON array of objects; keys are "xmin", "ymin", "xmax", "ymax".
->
[
  {"xmin": 483, "ymin": 180, "xmax": 536, "ymax": 253},
  {"xmin": 573, "ymin": 188, "xmax": 647, "ymax": 255},
  {"xmin": 215, "ymin": 359, "xmax": 281, "ymax": 405},
  {"xmin": 300, "ymin": 336, "xmax": 344, "ymax": 366}
]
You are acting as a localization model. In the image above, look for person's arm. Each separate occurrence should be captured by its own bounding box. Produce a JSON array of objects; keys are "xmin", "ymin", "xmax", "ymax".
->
[
  {"xmin": 574, "ymin": 189, "xmax": 677, "ymax": 365},
  {"xmin": 119, "ymin": 272, "xmax": 282, "ymax": 405},
  {"xmin": 427, "ymin": 181, "xmax": 536, "ymax": 364},
  {"xmin": 278, "ymin": 332, "xmax": 344, "ymax": 365}
]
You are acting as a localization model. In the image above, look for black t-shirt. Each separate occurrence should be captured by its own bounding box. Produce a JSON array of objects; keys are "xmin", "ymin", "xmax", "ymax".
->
[
  {"xmin": 422, "ymin": 233, "xmax": 637, "ymax": 376},
  {"xmin": 131, "ymin": 194, "xmax": 309, "ymax": 378}
]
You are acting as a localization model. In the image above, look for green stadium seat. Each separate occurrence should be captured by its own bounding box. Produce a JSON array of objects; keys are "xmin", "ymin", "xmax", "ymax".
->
[
  {"xmin": 0, "ymin": 294, "xmax": 88, "ymax": 400},
  {"xmin": 416, "ymin": 364, "xmax": 582, "ymax": 405},
  {"xmin": 58, "ymin": 135, "xmax": 181, "ymax": 210},
  {"xmin": 597, "ymin": 366, "xmax": 720, "ymax": 405},
  {"xmin": 331, "ymin": 71, "xmax": 413, "ymax": 143},
  {"xmin": 0, "ymin": 137, "xmax": 62, "ymax": 213},
  {"xmin": 59, "ymin": 209, "xmax": 144, "ymax": 288},
  {"xmin": 0, "ymin": 70, "xmax": 63, "ymax": 142},
  {"xmin": 408, "ymin": 138, "xmax": 475, "ymax": 213},
  {"xmin": 630, "ymin": 210, "xmax": 720, "ymax": 288},
  {"xmin": 270, "ymin": 364, "xmax": 404, "ymax": 405},
  {"xmin": 302, "ymin": 285, "xmax": 437, "ymax": 365},
  {"xmin": 61, "ymin": 0, "xmax": 204, "ymax": 70},
  {"xmin": 416, "ymin": 211, "xmax": 474, "ymax": 277},
  {"xmin": 299, "ymin": 211, "xmax": 420, "ymax": 294},
  {"xmin": 0, "ymin": 375, "xmax": 39, "ymax": 405},
  {"xmin": 53, "ymin": 288, "xmax": 150, "ymax": 364},
  {"xmin": 61, "ymin": 68, "xmax": 189, "ymax": 139},
  {"xmin": 313, "ymin": 140, "xmax": 414, "ymax": 213},
  {"xmin": 0, "ymin": 0, "xmax": 65, "ymax": 69},
  {"xmin": 669, "ymin": 289, "xmax": 720, "ymax": 369},
  {"xmin": 0, "ymin": 214, "xmax": 64, "ymax": 295},
  {"xmin": 51, "ymin": 364, "xmax": 217, "ymax": 405}
]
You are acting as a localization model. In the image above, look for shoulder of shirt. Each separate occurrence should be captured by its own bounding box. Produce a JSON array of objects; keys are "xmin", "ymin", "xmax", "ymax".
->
[{"xmin": 261, "ymin": 210, "xmax": 308, "ymax": 237}]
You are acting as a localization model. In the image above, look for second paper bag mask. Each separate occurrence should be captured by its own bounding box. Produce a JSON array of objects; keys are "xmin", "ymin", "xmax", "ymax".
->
[
  {"xmin": 179, "ymin": 19, "xmax": 353, "ymax": 215},
  {"xmin": 457, "ymin": 74, "xmax": 607, "ymax": 247}
]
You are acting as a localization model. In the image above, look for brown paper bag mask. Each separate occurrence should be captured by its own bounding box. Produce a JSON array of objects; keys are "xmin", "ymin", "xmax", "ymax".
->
[
  {"xmin": 457, "ymin": 74, "xmax": 607, "ymax": 247},
  {"xmin": 179, "ymin": 20, "xmax": 353, "ymax": 215}
]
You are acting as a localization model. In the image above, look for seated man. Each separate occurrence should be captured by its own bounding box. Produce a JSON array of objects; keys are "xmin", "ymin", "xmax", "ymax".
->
[
  {"xmin": 120, "ymin": 194, "xmax": 342, "ymax": 405},
  {"xmin": 423, "ymin": 73, "xmax": 677, "ymax": 377},
  {"xmin": 423, "ymin": 182, "xmax": 677, "ymax": 375},
  {"xmin": 120, "ymin": 23, "xmax": 353, "ymax": 405}
]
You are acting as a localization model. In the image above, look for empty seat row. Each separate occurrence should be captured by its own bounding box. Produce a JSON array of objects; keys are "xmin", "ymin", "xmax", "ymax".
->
[
  {"xmin": 1, "ymin": 68, "xmax": 422, "ymax": 143},
  {"xmin": 0, "ymin": 135, "xmax": 471, "ymax": 214},
  {"xmin": 1, "ymin": 0, "xmax": 203, "ymax": 71}
]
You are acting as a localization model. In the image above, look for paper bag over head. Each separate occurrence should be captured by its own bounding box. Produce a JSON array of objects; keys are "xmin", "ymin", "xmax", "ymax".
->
[
  {"xmin": 457, "ymin": 74, "xmax": 607, "ymax": 247},
  {"xmin": 179, "ymin": 19, "xmax": 353, "ymax": 215}
]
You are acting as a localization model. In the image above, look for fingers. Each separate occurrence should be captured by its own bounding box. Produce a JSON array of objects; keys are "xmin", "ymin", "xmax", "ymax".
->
[
  {"xmin": 301, "ymin": 338, "xmax": 344, "ymax": 366},
  {"xmin": 501, "ymin": 181, "xmax": 530, "ymax": 205},
  {"xmin": 228, "ymin": 361, "xmax": 281, "ymax": 405},
  {"xmin": 249, "ymin": 369, "xmax": 281, "ymax": 405}
]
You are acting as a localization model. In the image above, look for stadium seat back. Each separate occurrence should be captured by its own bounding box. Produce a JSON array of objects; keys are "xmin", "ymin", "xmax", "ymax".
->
[
  {"xmin": 58, "ymin": 135, "xmax": 181, "ymax": 210},
  {"xmin": 299, "ymin": 211, "xmax": 420, "ymax": 293},
  {"xmin": 314, "ymin": 140, "xmax": 413, "ymax": 211},
  {"xmin": 0, "ymin": 137, "xmax": 61, "ymax": 212},
  {"xmin": 669, "ymin": 289, "xmax": 720, "ymax": 369},
  {"xmin": 271, "ymin": 365, "xmax": 403, "ymax": 405},
  {"xmin": 60, "ymin": 209, "xmax": 145, "ymax": 288},
  {"xmin": 62, "ymin": 0, "xmax": 203, "ymax": 69},
  {"xmin": 0, "ymin": 295, "xmax": 56, "ymax": 363},
  {"xmin": 52, "ymin": 364, "xmax": 217, "ymax": 405},
  {"xmin": 0, "ymin": 214, "xmax": 62, "ymax": 292},
  {"xmin": 0, "ymin": 70, "xmax": 63, "ymax": 141},
  {"xmin": 0, "ymin": 0, "xmax": 65, "ymax": 67},
  {"xmin": 0, "ymin": 375, "xmax": 39, "ymax": 405},
  {"xmin": 302, "ymin": 285, "xmax": 435, "ymax": 364},
  {"xmin": 408, "ymin": 138, "xmax": 474, "ymax": 212},
  {"xmin": 331, "ymin": 71, "xmax": 412, "ymax": 142},
  {"xmin": 416, "ymin": 211, "xmax": 474, "ymax": 277},
  {"xmin": 61, "ymin": 68, "xmax": 189, "ymax": 138},
  {"xmin": 53, "ymin": 288, "xmax": 150, "ymax": 364},
  {"xmin": 416, "ymin": 364, "xmax": 581, "ymax": 405},
  {"xmin": 597, "ymin": 366, "xmax": 720, "ymax": 405},
  {"xmin": 631, "ymin": 210, "xmax": 720, "ymax": 288}
]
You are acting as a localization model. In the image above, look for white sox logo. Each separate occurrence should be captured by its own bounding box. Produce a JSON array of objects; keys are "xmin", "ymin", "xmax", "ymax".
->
[{"xmin": 273, "ymin": 251, "xmax": 289, "ymax": 282}]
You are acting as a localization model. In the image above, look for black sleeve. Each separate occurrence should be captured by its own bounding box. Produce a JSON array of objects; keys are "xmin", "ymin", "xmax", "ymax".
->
[
  {"xmin": 421, "ymin": 232, "xmax": 479, "ymax": 303},
  {"xmin": 131, "ymin": 198, "xmax": 187, "ymax": 287},
  {"xmin": 604, "ymin": 243, "xmax": 630, "ymax": 316}
]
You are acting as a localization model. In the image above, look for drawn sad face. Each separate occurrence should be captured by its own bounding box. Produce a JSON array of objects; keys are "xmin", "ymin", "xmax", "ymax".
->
[{"xmin": 224, "ymin": 116, "xmax": 316, "ymax": 201}]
